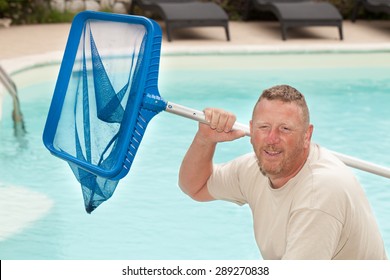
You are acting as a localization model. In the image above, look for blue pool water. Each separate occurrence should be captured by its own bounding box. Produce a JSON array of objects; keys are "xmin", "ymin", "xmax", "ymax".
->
[{"xmin": 0, "ymin": 52, "xmax": 389, "ymax": 259}]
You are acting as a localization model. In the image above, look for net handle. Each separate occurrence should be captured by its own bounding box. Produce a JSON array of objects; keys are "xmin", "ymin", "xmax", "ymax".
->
[
  {"xmin": 165, "ymin": 101, "xmax": 390, "ymax": 179},
  {"xmin": 166, "ymin": 101, "xmax": 250, "ymax": 135}
]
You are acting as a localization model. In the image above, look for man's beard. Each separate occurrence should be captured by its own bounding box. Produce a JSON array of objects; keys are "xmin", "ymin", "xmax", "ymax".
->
[
  {"xmin": 254, "ymin": 145, "xmax": 283, "ymax": 176},
  {"xmin": 254, "ymin": 142, "xmax": 305, "ymax": 179},
  {"xmin": 256, "ymin": 155, "xmax": 284, "ymax": 177}
]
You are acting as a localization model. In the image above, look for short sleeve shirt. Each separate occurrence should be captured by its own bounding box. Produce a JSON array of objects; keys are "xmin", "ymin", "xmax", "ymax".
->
[{"xmin": 207, "ymin": 143, "xmax": 387, "ymax": 260}]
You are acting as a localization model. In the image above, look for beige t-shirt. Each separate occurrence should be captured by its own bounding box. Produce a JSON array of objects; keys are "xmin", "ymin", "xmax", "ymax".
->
[{"xmin": 208, "ymin": 143, "xmax": 387, "ymax": 260}]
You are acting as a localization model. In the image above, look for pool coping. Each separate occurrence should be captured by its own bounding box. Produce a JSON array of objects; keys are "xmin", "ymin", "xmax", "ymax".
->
[{"xmin": 1, "ymin": 42, "xmax": 390, "ymax": 75}]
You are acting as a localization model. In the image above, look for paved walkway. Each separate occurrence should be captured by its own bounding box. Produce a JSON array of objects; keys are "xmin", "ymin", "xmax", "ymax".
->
[{"xmin": 0, "ymin": 19, "xmax": 389, "ymax": 66}]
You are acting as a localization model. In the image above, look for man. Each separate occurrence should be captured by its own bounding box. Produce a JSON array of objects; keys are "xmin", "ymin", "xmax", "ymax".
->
[{"xmin": 178, "ymin": 84, "xmax": 387, "ymax": 260}]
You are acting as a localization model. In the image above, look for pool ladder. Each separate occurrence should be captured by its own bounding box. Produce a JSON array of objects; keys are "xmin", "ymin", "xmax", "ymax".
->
[{"xmin": 0, "ymin": 65, "xmax": 26, "ymax": 136}]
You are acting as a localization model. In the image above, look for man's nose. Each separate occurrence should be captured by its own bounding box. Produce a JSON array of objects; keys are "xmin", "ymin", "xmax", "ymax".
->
[{"xmin": 265, "ymin": 127, "xmax": 281, "ymax": 144}]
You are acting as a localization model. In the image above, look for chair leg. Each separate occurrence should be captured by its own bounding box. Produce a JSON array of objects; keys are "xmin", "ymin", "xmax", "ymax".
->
[
  {"xmin": 281, "ymin": 24, "xmax": 288, "ymax": 41},
  {"xmin": 225, "ymin": 24, "xmax": 230, "ymax": 41},
  {"xmin": 338, "ymin": 25, "xmax": 343, "ymax": 40},
  {"xmin": 166, "ymin": 23, "xmax": 173, "ymax": 42}
]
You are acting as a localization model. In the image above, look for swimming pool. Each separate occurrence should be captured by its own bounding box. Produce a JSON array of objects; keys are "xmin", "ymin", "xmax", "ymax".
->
[{"xmin": 0, "ymin": 52, "xmax": 389, "ymax": 259}]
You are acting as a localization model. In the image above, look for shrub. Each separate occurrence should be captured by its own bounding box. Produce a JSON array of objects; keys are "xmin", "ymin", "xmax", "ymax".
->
[{"xmin": 0, "ymin": 0, "xmax": 75, "ymax": 24}]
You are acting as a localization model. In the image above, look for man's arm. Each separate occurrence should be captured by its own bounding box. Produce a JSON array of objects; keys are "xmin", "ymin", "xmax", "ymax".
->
[{"xmin": 178, "ymin": 108, "xmax": 246, "ymax": 202}]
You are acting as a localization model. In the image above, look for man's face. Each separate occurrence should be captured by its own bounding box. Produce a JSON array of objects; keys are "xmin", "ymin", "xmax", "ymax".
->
[{"xmin": 250, "ymin": 99, "xmax": 313, "ymax": 181}]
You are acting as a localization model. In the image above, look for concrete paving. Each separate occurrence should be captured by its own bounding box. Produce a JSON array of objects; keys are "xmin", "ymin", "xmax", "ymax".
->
[{"xmin": 0, "ymin": 19, "xmax": 389, "ymax": 63}]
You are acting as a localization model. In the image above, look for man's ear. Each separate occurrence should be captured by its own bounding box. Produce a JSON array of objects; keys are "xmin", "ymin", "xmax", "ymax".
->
[
  {"xmin": 249, "ymin": 120, "xmax": 253, "ymax": 144},
  {"xmin": 305, "ymin": 124, "xmax": 314, "ymax": 148}
]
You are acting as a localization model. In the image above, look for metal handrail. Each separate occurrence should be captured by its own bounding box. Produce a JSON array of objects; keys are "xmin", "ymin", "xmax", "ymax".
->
[
  {"xmin": 0, "ymin": 65, "xmax": 17, "ymax": 95},
  {"xmin": 0, "ymin": 65, "xmax": 26, "ymax": 135}
]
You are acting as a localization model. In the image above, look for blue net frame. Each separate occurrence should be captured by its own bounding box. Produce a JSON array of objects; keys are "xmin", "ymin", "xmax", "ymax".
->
[{"xmin": 43, "ymin": 12, "xmax": 165, "ymax": 213}]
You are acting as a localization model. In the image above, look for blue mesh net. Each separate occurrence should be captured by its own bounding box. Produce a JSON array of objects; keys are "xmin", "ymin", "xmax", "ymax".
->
[
  {"xmin": 43, "ymin": 12, "xmax": 166, "ymax": 213},
  {"xmin": 52, "ymin": 20, "xmax": 153, "ymax": 213}
]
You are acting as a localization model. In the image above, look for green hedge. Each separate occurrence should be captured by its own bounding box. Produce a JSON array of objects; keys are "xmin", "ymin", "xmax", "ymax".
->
[{"xmin": 0, "ymin": 0, "xmax": 75, "ymax": 24}]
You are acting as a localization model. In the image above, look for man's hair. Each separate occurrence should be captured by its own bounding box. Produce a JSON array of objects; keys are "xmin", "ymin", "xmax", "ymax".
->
[{"xmin": 254, "ymin": 85, "xmax": 310, "ymax": 127}]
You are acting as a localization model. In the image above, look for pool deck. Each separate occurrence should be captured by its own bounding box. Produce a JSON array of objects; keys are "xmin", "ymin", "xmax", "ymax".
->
[{"xmin": 0, "ymin": 19, "xmax": 389, "ymax": 72}]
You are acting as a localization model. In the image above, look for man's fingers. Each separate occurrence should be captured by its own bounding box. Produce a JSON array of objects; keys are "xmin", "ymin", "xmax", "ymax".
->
[
  {"xmin": 224, "ymin": 113, "xmax": 236, "ymax": 132},
  {"xmin": 209, "ymin": 109, "xmax": 220, "ymax": 130},
  {"xmin": 204, "ymin": 108, "xmax": 236, "ymax": 133}
]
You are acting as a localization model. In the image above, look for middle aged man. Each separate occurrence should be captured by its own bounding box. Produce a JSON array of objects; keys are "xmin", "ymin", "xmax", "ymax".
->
[{"xmin": 178, "ymin": 84, "xmax": 387, "ymax": 260}]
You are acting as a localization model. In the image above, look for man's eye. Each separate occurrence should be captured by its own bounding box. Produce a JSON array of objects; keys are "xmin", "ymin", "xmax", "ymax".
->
[
  {"xmin": 258, "ymin": 125, "xmax": 270, "ymax": 130},
  {"xmin": 280, "ymin": 126, "xmax": 291, "ymax": 133}
]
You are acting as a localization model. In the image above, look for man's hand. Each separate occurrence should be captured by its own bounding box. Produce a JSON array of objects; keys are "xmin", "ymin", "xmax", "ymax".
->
[{"xmin": 197, "ymin": 108, "xmax": 246, "ymax": 144}]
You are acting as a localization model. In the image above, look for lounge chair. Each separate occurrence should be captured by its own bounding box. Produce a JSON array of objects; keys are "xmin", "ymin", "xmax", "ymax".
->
[
  {"xmin": 351, "ymin": 0, "xmax": 390, "ymax": 22},
  {"xmin": 245, "ymin": 0, "xmax": 343, "ymax": 40},
  {"xmin": 130, "ymin": 0, "xmax": 230, "ymax": 42}
]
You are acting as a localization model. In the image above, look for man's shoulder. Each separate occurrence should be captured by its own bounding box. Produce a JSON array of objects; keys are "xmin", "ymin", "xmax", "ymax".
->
[
  {"xmin": 300, "ymin": 144, "xmax": 362, "ymax": 197},
  {"xmin": 308, "ymin": 144, "xmax": 354, "ymax": 180}
]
